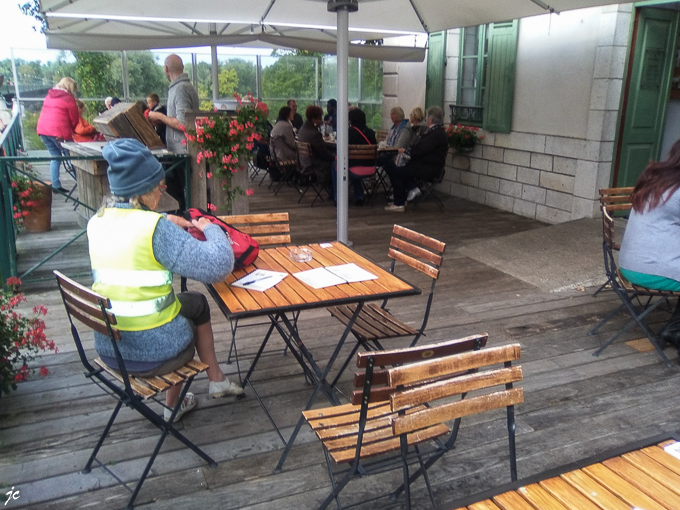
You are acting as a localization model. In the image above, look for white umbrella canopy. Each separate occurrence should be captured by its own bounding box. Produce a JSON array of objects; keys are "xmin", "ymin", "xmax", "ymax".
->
[{"xmin": 39, "ymin": 0, "xmax": 621, "ymax": 243}]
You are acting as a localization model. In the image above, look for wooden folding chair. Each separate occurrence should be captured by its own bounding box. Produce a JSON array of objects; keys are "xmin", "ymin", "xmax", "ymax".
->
[
  {"xmin": 304, "ymin": 337, "xmax": 522, "ymax": 510},
  {"xmin": 348, "ymin": 144, "xmax": 380, "ymax": 205},
  {"xmin": 208, "ymin": 213, "xmax": 293, "ymax": 377},
  {"xmin": 327, "ymin": 225, "xmax": 445, "ymax": 385},
  {"xmin": 54, "ymin": 271, "xmax": 216, "ymax": 510},
  {"xmin": 587, "ymin": 208, "xmax": 674, "ymax": 366},
  {"xmin": 296, "ymin": 140, "xmax": 327, "ymax": 206},
  {"xmin": 376, "ymin": 130, "xmax": 389, "ymax": 144},
  {"xmin": 592, "ymin": 187, "xmax": 633, "ymax": 296}
]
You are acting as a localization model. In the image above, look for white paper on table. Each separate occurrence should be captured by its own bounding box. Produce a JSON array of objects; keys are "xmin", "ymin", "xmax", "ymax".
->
[
  {"xmin": 230, "ymin": 269, "xmax": 288, "ymax": 292},
  {"xmin": 664, "ymin": 441, "xmax": 680, "ymax": 460},
  {"xmin": 293, "ymin": 267, "xmax": 346, "ymax": 289},
  {"xmin": 319, "ymin": 242, "xmax": 333, "ymax": 249},
  {"xmin": 325, "ymin": 263, "xmax": 378, "ymax": 283}
]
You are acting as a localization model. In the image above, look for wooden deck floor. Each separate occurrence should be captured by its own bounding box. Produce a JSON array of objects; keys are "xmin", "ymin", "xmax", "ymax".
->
[{"xmin": 3, "ymin": 168, "xmax": 680, "ymax": 510}]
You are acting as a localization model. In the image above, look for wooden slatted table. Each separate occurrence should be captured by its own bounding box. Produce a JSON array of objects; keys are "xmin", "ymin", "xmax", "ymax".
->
[
  {"xmin": 207, "ymin": 241, "xmax": 420, "ymax": 472},
  {"xmin": 451, "ymin": 435, "xmax": 680, "ymax": 510}
]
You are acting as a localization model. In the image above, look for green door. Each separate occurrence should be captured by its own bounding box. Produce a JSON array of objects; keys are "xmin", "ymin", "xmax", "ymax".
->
[
  {"xmin": 617, "ymin": 8, "xmax": 678, "ymax": 187},
  {"xmin": 426, "ymin": 31, "xmax": 446, "ymax": 109}
]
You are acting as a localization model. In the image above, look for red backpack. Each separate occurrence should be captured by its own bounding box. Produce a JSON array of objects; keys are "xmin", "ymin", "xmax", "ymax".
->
[{"xmin": 183, "ymin": 208, "xmax": 260, "ymax": 269}]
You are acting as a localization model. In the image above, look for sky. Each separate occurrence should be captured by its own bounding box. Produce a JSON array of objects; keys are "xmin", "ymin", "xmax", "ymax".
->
[{"xmin": 0, "ymin": 4, "xmax": 49, "ymax": 60}]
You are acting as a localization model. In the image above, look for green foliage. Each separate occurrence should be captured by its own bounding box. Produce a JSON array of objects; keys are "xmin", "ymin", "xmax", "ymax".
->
[
  {"xmin": 74, "ymin": 51, "xmax": 117, "ymax": 98},
  {"xmin": 122, "ymin": 52, "xmax": 167, "ymax": 98},
  {"xmin": 218, "ymin": 68, "xmax": 238, "ymax": 97},
  {"xmin": 224, "ymin": 59, "xmax": 257, "ymax": 95},
  {"xmin": 20, "ymin": 111, "xmax": 44, "ymax": 151}
]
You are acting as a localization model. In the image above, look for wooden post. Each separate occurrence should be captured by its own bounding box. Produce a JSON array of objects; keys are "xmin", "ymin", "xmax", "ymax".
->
[{"xmin": 185, "ymin": 110, "xmax": 249, "ymax": 215}]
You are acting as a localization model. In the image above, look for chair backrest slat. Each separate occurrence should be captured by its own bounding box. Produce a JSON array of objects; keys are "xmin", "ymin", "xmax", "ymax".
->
[
  {"xmin": 393, "ymin": 224, "xmax": 446, "ymax": 253},
  {"xmin": 55, "ymin": 271, "xmax": 122, "ymax": 341},
  {"xmin": 356, "ymin": 333, "xmax": 487, "ymax": 368},
  {"xmin": 348, "ymin": 144, "xmax": 378, "ymax": 160},
  {"xmin": 388, "ymin": 344, "xmax": 521, "ymax": 387},
  {"xmin": 392, "ymin": 387, "xmax": 524, "ymax": 436},
  {"xmin": 388, "ymin": 249, "xmax": 440, "ymax": 279},
  {"xmin": 388, "ymin": 224, "xmax": 445, "ymax": 280},
  {"xmin": 387, "ymin": 343, "xmax": 523, "ymax": 436},
  {"xmin": 217, "ymin": 212, "xmax": 291, "ymax": 247},
  {"xmin": 351, "ymin": 335, "xmax": 488, "ymax": 405},
  {"xmin": 389, "ymin": 237, "xmax": 443, "ymax": 267},
  {"xmin": 377, "ymin": 130, "xmax": 388, "ymax": 143},
  {"xmin": 391, "ymin": 365, "xmax": 523, "ymax": 411}
]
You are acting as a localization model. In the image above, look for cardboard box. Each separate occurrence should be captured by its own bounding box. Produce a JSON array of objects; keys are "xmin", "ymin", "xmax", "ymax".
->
[{"xmin": 93, "ymin": 102, "xmax": 165, "ymax": 149}]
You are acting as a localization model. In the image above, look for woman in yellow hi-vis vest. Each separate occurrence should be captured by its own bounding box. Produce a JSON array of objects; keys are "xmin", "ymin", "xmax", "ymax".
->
[{"xmin": 88, "ymin": 138, "xmax": 243, "ymax": 421}]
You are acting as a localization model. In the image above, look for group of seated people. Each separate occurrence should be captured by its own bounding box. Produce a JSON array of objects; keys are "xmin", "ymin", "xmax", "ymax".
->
[{"xmin": 267, "ymin": 101, "xmax": 448, "ymax": 210}]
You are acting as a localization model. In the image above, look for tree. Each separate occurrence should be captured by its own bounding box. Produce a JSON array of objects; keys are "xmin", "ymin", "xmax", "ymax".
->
[
  {"xmin": 123, "ymin": 51, "xmax": 167, "ymax": 98},
  {"xmin": 218, "ymin": 67, "xmax": 238, "ymax": 97},
  {"xmin": 222, "ymin": 58, "xmax": 256, "ymax": 95}
]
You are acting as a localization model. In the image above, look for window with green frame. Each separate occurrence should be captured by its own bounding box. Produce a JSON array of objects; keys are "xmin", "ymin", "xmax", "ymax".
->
[{"xmin": 457, "ymin": 20, "xmax": 519, "ymax": 133}]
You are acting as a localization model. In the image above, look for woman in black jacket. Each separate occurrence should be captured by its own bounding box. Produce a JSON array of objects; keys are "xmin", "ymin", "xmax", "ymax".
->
[{"xmin": 384, "ymin": 106, "xmax": 448, "ymax": 212}]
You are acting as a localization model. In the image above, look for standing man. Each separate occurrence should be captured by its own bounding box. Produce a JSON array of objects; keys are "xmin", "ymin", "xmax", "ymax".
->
[
  {"xmin": 148, "ymin": 54, "xmax": 199, "ymax": 211},
  {"xmin": 324, "ymin": 99, "xmax": 337, "ymax": 132},
  {"xmin": 287, "ymin": 99, "xmax": 303, "ymax": 131}
]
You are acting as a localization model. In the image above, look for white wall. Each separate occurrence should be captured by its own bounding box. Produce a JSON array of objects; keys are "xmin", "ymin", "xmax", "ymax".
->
[
  {"xmin": 381, "ymin": 35, "xmax": 427, "ymax": 128},
  {"xmin": 513, "ymin": 8, "xmax": 601, "ymax": 139}
]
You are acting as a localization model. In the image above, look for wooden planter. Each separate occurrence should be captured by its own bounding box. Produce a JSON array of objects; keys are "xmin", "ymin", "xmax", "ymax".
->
[
  {"xmin": 23, "ymin": 181, "xmax": 52, "ymax": 233},
  {"xmin": 185, "ymin": 111, "xmax": 249, "ymax": 216}
]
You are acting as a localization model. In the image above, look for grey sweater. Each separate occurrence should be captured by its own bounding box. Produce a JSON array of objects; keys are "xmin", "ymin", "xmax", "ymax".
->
[
  {"xmin": 619, "ymin": 189, "xmax": 680, "ymax": 282},
  {"xmin": 166, "ymin": 73, "xmax": 199, "ymax": 153},
  {"xmin": 93, "ymin": 208, "xmax": 234, "ymax": 363}
]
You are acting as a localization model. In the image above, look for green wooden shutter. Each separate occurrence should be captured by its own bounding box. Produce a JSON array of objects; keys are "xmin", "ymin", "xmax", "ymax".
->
[
  {"xmin": 426, "ymin": 31, "xmax": 447, "ymax": 110},
  {"xmin": 483, "ymin": 20, "xmax": 519, "ymax": 133}
]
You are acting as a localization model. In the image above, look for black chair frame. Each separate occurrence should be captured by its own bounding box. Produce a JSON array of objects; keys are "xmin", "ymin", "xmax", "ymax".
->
[
  {"xmin": 587, "ymin": 208, "xmax": 673, "ymax": 366},
  {"xmin": 55, "ymin": 271, "xmax": 216, "ymax": 509}
]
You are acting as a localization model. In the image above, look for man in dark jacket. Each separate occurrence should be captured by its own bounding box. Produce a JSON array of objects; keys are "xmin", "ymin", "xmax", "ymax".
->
[{"xmin": 384, "ymin": 106, "xmax": 448, "ymax": 212}]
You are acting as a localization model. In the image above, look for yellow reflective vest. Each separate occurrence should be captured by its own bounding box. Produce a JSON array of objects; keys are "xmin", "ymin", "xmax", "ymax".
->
[{"xmin": 87, "ymin": 208, "xmax": 181, "ymax": 331}]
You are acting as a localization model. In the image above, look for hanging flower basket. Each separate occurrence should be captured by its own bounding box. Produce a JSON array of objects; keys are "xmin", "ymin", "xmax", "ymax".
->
[{"xmin": 447, "ymin": 124, "xmax": 484, "ymax": 153}]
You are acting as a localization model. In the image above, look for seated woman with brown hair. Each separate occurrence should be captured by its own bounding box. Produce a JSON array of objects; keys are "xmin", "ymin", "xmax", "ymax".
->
[
  {"xmin": 297, "ymin": 104, "xmax": 335, "ymax": 188},
  {"xmin": 619, "ymin": 138, "xmax": 680, "ymax": 348}
]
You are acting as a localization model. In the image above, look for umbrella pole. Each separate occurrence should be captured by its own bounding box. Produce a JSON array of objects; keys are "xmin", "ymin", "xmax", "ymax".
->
[{"xmin": 330, "ymin": 0, "xmax": 357, "ymax": 245}]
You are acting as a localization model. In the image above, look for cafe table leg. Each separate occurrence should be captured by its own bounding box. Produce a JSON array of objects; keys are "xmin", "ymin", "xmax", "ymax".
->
[{"xmin": 274, "ymin": 303, "xmax": 365, "ymax": 474}]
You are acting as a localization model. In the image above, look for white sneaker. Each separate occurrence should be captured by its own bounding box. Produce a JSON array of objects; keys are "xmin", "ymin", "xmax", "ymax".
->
[
  {"xmin": 164, "ymin": 392, "xmax": 197, "ymax": 422},
  {"xmin": 406, "ymin": 187, "xmax": 422, "ymax": 202},
  {"xmin": 209, "ymin": 378, "xmax": 245, "ymax": 398},
  {"xmin": 384, "ymin": 204, "xmax": 405, "ymax": 212}
]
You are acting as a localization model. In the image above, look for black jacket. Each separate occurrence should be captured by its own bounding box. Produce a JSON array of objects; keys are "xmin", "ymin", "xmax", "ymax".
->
[{"xmin": 297, "ymin": 120, "xmax": 335, "ymax": 175}]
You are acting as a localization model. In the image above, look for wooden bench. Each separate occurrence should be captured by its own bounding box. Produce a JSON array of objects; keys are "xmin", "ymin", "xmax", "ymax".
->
[
  {"xmin": 54, "ymin": 270, "xmax": 216, "ymax": 510},
  {"xmin": 303, "ymin": 335, "xmax": 523, "ymax": 510}
]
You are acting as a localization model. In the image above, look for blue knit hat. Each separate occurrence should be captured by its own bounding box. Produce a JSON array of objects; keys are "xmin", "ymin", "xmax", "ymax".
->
[{"xmin": 102, "ymin": 139, "xmax": 164, "ymax": 198}]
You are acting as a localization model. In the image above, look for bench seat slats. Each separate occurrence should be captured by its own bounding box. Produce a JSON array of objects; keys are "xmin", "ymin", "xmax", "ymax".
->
[{"xmin": 329, "ymin": 424, "xmax": 450, "ymax": 464}]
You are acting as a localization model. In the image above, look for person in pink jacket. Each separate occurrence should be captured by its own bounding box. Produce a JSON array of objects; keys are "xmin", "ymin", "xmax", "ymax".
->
[{"xmin": 36, "ymin": 77, "xmax": 79, "ymax": 193}]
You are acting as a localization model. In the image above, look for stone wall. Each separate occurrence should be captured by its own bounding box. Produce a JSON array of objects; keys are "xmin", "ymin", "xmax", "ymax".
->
[{"xmin": 436, "ymin": 4, "xmax": 633, "ymax": 223}]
